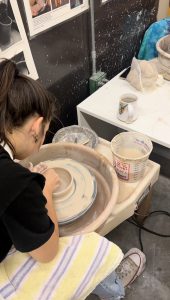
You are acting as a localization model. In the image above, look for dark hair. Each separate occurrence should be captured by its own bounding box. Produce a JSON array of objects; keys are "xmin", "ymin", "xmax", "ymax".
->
[{"xmin": 0, "ymin": 59, "xmax": 57, "ymax": 150}]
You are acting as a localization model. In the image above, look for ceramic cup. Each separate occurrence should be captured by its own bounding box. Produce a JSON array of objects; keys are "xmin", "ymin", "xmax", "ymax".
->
[{"xmin": 117, "ymin": 93, "xmax": 138, "ymax": 123}]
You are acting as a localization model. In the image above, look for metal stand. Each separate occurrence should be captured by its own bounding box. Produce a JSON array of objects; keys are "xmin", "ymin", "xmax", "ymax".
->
[{"xmin": 135, "ymin": 189, "xmax": 153, "ymax": 224}]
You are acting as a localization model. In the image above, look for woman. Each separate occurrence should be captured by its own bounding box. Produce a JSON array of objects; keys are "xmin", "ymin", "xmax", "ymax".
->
[{"xmin": 0, "ymin": 59, "xmax": 145, "ymax": 300}]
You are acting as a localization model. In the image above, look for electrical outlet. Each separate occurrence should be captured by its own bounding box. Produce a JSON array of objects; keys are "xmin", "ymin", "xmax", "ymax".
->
[{"xmin": 89, "ymin": 71, "xmax": 108, "ymax": 94}]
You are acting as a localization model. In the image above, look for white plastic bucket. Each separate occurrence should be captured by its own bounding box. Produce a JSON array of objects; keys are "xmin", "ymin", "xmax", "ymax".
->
[{"xmin": 111, "ymin": 132, "xmax": 153, "ymax": 182}]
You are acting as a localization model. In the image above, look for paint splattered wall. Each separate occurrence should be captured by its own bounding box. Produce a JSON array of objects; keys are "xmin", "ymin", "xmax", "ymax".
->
[
  {"xmin": 20, "ymin": 0, "xmax": 159, "ymax": 136},
  {"xmin": 95, "ymin": 0, "xmax": 159, "ymax": 78}
]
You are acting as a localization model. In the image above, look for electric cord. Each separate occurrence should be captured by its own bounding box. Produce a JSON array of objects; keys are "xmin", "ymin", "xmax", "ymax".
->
[
  {"xmin": 127, "ymin": 210, "xmax": 170, "ymax": 253},
  {"xmin": 139, "ymin": 227, "xmax": 143, "ymax": 252}
]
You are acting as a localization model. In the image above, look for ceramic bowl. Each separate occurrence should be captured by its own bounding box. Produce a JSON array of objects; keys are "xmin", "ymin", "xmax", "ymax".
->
[
  {"xmin": 53, "ymin": 167, "xmax": 73, "ymax": 199},
  {"xmin": 52, "ymin": 125, "xmax": 99, "ymax": 148}
]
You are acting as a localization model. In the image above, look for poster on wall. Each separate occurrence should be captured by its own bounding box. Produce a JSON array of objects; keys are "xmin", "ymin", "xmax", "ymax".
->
[
  {"xmin": 0, "ymin": 0, "xmax": 38, "ymax": 79},
  {"xmin": 22, "ymin": 0, "xmax": 89, "ymax": 37}
]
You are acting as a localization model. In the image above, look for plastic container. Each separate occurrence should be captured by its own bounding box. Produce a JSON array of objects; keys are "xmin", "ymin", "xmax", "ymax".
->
[{"xmin": 111, "ymin": 132, "xmax": 153, "ymax": 182}]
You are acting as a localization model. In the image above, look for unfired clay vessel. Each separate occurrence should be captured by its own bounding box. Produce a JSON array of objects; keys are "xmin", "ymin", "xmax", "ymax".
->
[
  {"xmin": 156, "ymin": 34, "xmax": 170, "ymax": 80},
  {"xmin": 22, "ymin": 143, "xmax": 119, "ymax": 236}
]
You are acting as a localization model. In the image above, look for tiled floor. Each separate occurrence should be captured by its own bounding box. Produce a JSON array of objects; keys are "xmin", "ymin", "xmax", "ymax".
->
[{"xmin": 86, "ymin": 175, "xmax": 170, "ymax": 300}]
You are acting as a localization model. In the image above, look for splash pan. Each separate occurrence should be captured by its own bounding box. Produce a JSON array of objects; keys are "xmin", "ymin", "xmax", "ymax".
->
[{"xmin": 22, "ymin": 143, "xmax": 119, "ymax": 236}]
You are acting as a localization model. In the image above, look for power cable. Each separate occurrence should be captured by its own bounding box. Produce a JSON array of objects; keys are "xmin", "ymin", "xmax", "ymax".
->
[{"xmin": 127, "ymin": 210, "xmax": 170, "ymax": 252}]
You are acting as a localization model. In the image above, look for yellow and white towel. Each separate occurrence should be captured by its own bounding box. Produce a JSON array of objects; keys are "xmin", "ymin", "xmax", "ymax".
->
[{"xmin": 0, "ymin": 233, "xmax": 123, "ymax": 300}]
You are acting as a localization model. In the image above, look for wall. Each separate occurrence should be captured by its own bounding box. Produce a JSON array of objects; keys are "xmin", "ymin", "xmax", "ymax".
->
[
  {"xmin": 19, "ymin": 0, "xmax": 159, "ymax": 139},
  {"xmin": 157, "ymin": 0, "xmax": 169, "ymax": 19}
]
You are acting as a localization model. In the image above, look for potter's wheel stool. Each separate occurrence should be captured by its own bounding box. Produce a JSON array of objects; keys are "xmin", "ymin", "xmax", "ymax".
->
[{"xmin": 95, "ymin": 138, "xmax": 160, "ymax": 236}]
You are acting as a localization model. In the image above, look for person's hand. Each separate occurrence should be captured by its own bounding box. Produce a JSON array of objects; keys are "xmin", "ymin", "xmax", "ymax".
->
[
  {"xmin": 28, "ymin": 162, "xmax": 48, "ymax": 174},
  {"xmin": 43, "ymin": 168, "xmax": 60, "ymax": 194}
]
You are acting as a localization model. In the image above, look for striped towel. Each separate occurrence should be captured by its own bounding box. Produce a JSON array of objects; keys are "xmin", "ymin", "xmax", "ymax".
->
[{"xmin": 0, "ymin": 233, "xmax": 123, "ymax": 300}]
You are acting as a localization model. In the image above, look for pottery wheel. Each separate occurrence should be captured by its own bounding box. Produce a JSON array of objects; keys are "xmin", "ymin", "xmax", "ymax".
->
[{"xmin": 43, "ymin": 159, "xmax": 97, "ymax": 224}]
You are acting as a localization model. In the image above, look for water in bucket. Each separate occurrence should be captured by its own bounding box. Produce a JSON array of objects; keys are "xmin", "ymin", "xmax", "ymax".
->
[{"xmin": 111, "ymin": 132, "xmax": 153, "ymax": 182}]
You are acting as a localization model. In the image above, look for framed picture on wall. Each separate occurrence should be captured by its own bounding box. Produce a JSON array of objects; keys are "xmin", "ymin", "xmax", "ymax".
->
[
  {"xmin": 0, "ymin": 0, "xmax": 38, "ymax": 79},
  {"xmin": 22, "ymin": 0, "xmax": 89, "ymax": 37}
]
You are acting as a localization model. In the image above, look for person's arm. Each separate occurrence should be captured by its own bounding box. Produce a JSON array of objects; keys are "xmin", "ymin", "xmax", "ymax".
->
[
  {"xmin": 29, "ymin": 230, "xmax": 58, "ymax": 263},
  {"xmin": 29, "ymin": 169, "xmax": 60, "ymax": 263},
  {"xmin": 29, "ymin": 191, "xmax": 59, "ymax": 263}
]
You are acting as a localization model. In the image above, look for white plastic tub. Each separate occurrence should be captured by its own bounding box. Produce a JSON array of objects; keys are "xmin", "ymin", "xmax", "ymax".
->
[{"xmin": 111, "ymin": 132, "xmax": 153, "ymax": 182}]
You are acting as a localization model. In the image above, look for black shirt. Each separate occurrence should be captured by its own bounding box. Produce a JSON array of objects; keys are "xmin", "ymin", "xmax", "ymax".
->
[{"xmin": 0, "ymin": 147, "xmax": 54, "ymax": 262}]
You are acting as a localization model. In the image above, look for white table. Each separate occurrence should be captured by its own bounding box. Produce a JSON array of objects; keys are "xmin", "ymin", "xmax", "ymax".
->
[{"xmin": 77, "ymin": 71, "xmax": 170, "ymax": 148}]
